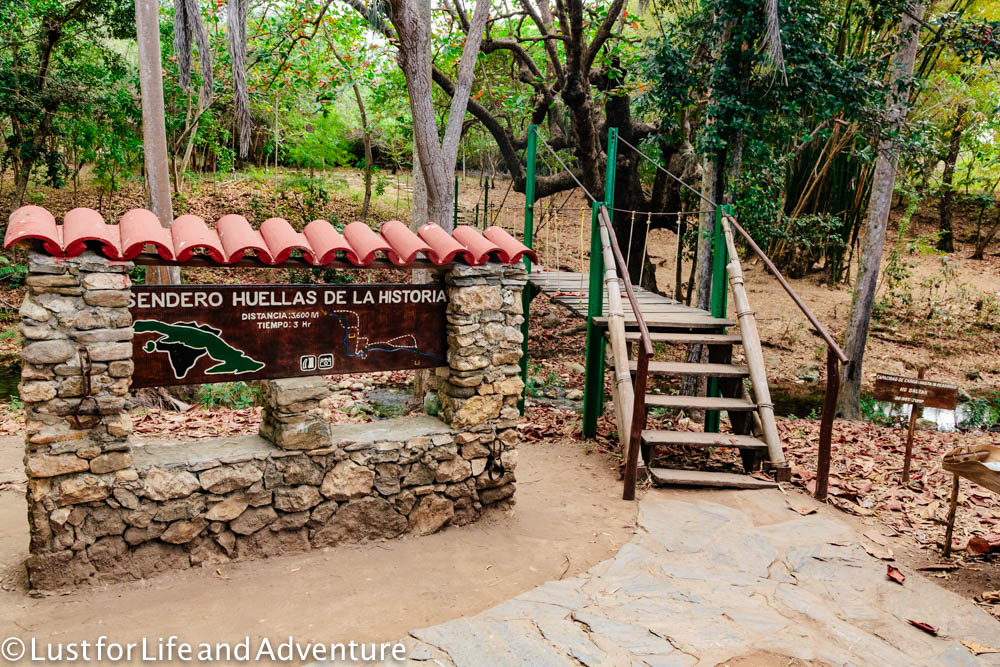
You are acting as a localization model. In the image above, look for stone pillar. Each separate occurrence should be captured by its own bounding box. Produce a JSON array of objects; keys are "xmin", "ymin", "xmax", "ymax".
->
[
  {"xmin": 259, "ymin": 377, "xmax": 333, "ymax": 450},
  {"xmin": 20, "ymin": 251, "xmax": 135, "ymax": 588},
  {"xmin": 435, "ymin": 263, "xmax": 526, "ymax": 510}
]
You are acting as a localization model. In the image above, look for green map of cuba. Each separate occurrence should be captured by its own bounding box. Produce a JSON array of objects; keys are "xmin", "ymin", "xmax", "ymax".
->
[{"xmin": 134, "ymin": 320, "xmax": 265, "ymax": 379}]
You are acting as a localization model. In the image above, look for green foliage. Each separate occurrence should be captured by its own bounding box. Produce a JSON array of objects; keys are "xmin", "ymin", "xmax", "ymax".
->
[
  {"xmin": 958, "ymin": 393, "xmax": 1000, "ymax": 430},
  {"xmin": 0, "ymin": 256, "xmax": 26, "ymax": 286},
  {"xmin": 196, "ymin": 382, "xmax": 262, "ymax": 409},
  {"xmin": 129, "ymin": 265, "xmax": 146, "ymax": 286},
  {"xmin": 860, "ymin": 395, "xmax": 896, "ymax": 427},
  {"xmin": 278, "ymin": 175, "xmax": 333, "ymax": 225},
  {"xmin": 0, "ymin": 0, "xmax": 140, "ymax": 198},
  {"xmin": 286, "ymin": 266, "xmax": 356, "ymax": 285}
]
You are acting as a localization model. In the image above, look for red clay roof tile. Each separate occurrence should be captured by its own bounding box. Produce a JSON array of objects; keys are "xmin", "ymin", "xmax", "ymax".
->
[{"xmin": 4, "ymin": 206, "xmax": 537, "ymax": 268}]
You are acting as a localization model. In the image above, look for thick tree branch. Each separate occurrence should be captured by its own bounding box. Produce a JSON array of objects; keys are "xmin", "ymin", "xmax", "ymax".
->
[{"xmin": 585, "ymin": 0, "xmax": 625, "ymax": 70}]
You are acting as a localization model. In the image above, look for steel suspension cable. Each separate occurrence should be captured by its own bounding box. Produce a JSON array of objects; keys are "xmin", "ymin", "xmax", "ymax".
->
[
  {"xmin": 616, "ymin": 135, "xmax": 717, "ymax": 208},
  {"xmin": 536, "ymin": 135, "xmax": 599, "ymax": 204}
]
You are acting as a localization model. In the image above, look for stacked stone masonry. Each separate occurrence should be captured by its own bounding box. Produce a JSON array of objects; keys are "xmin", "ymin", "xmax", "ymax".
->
[{"xmin": 20, "ymin": 253, "xmax": 524, "ymax": 590}]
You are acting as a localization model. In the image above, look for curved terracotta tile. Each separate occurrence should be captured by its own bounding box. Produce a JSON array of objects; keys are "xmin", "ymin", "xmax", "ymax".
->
[
  {"xmin": 260, "ymin": 217, "xmax": 311, "ymax": 264},
  {"xmin": 452, "ymin": 225, "xmax": 503, "ymax": 265},
  {"xmin": 302, "ymin": 220, "xmax": 350, "ymax": 264},
  {"xmin": 417, "ymin": 223, "xmax": 472, "ymax": 265},
  {"xmin": 217, "ymin": 214, "xmax": 269, "ymax": 263},
  {"xmin": 342, "ymin": 221, "xmax": 391, "ymax": 265},
  {"xmin": 381, "ymin": 220, "xmax": 432, "ymax": 266},
  {"xmin": 483, "ymin": 226, "xmax": 537, "ymax": 264},
  {"xmin": 120, "ymin": 209, "xmax": 174, "ymax": 260},
  {"xmin": 5, "ymin": 206, "xmax": 62, "ymax": 255},
  {"xmin": 172, "ymin": 215, "xmax": 226, "ymax": 262},
  {"xmin": 5, "ymin": 206, "xmax": 533, "ymax": 268},
  {"xmin": 60, "ymin": 208, "xmax": 120, "ymax": 258}
]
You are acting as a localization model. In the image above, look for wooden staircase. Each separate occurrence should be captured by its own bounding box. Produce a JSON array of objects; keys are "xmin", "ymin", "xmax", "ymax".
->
[
  {"xmin": 590, "ymin": 206, "xmax": 790, "ymax": 495},
  {"xmin": 608, "ymin": 322, "xmax": 781, "ymax": 490}
]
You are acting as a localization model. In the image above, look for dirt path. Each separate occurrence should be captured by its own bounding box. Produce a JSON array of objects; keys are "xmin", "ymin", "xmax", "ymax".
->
[{"xmin": 0, "ymin": 436, "xmax": 634, "ymax": 646}]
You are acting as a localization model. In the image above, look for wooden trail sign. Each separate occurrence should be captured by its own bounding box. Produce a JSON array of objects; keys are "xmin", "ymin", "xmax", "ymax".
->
[
  {"xmin": 873, "ymin": 373, "xmax": 958, "ymax": 410},
  {"xmin": 872, "ymin": 370, "xmax": 959, "ymax": 483},
  {"xmin": 130, "ymin": 284, "xmax": 448, "ymax": 388}
]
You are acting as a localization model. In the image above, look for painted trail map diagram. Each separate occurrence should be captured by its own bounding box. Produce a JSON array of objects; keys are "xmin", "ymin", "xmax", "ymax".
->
[{"xmin": 131, "ymin": 284, "xmax": 448, "ymax": 388}]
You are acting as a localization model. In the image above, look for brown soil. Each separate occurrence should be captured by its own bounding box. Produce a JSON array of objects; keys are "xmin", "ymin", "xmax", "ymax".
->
[{"xmin": 0, "ymin": 435, "xmax": 635, "ymax": 644}]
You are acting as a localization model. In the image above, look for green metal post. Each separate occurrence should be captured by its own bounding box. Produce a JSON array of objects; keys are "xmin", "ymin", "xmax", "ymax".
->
[
  {"xmin": 474, "ymin": 204, "xmax": 479, "ymax": 227},
  {"xmin": 453, "ymin": 174, "xmax": 459, "ymax": 227},
  {"xmin": 483, "ymin": 175, "xmax": 489, "ymax": 229},
  {"xmin": 519, "ymin": 125, "xmax": 538, "ymax": 414},
  {"xmin": 604, "ymin": 128, "xmax": 618, "ymax": 212},
  {"xmin": 705, "ymin": 203, "xmax": 731, "ymax": 433},
  {"xmin": 582, "ymin": 128, "xmax": 618, "ymax": 437},
  {"xmin": 582, "ymin": 201, "xmax": 606, "ymax": 437}
]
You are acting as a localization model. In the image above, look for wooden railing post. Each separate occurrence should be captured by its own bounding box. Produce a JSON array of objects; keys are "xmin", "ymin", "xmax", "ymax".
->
[
  {"xmin": 719, "ymin": 215, "xmax": 789, "ymax": 478},
  {"xmin": 816, "ymin": 347, "xmax": 840, "ymax": 500}
]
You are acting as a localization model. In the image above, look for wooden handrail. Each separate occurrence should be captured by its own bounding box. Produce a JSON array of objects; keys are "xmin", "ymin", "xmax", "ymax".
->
[
  {"xmin": 598, "ymin": 207, "xmax": 654, "ymax": 358},
  {"xmin": 723, "ymin": 214, "xmax": 847, "ymax": 364},
  {"xmin": 718, "ymin": 216, "xmax": 788, "ymax": 473},
  {"xmin": 597, "ymin": 205, "xmax": 652, "ymax": 501},
  {"xmin": 722, "ymin": 212, "xmax": 843, "ymax": 496}
]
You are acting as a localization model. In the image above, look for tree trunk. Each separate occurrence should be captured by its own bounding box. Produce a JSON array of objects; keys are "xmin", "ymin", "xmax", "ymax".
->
[
  {"xmin": 391, "ymin": 0, "xmax": 490, "ymax": 232},
  {"xmin": 324, "ymin": 29, "xmax": 373, "ymax": 223},
  {"xmin": 838, "ymin": 4, "xmax": 924, "ymax": 419},
  {"xmin": 136, "ymin": 0, "xmax": 180, "ymax": 285},
  {"xmin": 937, "ymin": 105, "xmax": 966, "ymax": 252}
]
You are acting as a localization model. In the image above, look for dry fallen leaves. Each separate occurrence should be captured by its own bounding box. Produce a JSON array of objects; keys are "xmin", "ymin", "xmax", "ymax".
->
[
  {"xmin": 961, "ymin": 640, "xmax": 1000, "ymax": 656},
  {"xmin": 908, "ymin": 620, "xmax": 938, "ymax": 635},
  {"xmin": 781, "ymin": 418, "xmax": 999, "ymax": 563},
  {"xmin": 886, "ymin": 564, "xmax": 906, "ymax": 585},
  {"xmin": 861, "ymin": 542, "xmax": 894, "ymax": 561}
]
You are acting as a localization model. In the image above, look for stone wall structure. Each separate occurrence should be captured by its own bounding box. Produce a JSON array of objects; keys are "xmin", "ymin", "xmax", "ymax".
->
[{"xmin": 19, "ymin": 252, "xmax": 525, "ymax": 590}]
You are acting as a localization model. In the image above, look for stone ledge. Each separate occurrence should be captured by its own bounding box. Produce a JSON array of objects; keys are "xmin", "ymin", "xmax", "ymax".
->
[{"xmin": 132, "ymin": 415, "xmax": 456, "ymax": 470}]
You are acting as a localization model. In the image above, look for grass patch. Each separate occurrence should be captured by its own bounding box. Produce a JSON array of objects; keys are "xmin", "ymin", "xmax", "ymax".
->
[{"xmin": 196, "ymin": 382, "xmax": 262, "ymax": 409}]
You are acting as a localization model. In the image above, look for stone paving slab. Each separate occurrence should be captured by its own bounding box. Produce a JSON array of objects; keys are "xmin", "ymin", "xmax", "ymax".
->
[{"xmin": 315, "ymin": 490, "xmax": 1000, "ymax": 666}]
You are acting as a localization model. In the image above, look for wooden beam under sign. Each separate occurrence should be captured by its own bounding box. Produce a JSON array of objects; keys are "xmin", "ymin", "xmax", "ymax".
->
[{"xmin": 131, "ymin": 253, "xmax": 454, "ymax": 272}]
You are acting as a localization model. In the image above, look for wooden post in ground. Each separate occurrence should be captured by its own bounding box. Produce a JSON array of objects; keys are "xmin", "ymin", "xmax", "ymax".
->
[
  {"xmin": 902, "ymin": 366, "xmax": 927, "ymax": 484},
  {"xmin": 943, "ymin": 473, "xmax": 960, "ymax": 558},
  {"xmin": 815, "ymin": 347, "xmax": 840, "ymax": 501}
]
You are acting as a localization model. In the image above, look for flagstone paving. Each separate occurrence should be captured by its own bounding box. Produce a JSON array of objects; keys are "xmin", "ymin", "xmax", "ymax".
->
[{"xmin": 394, "ymin": 490, "xmax": 1000, "ymax": 666}]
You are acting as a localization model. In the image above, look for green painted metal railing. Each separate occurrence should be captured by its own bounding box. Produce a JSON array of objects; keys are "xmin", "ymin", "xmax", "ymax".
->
[
  {"xmin": 705, "ymin": 203, "xmax": 733, "ymax": 432},
  {"xmin": 518, "ymin": 125, "xmax": 537, "ymax": 415},
  {"xmin": 582, "ymin": 128, "xmax": 618, "ymax": 436}
]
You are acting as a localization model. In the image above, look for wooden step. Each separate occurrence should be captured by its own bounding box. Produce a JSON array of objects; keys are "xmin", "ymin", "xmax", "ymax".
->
[
  {"xmin": 592, "ymin": 315, "xmax": 735, "ymax": 330},
  {"xmin": 641, "ymin": 430, "xmax": 768, "ymax": 449},
  {"xmin": 644, "ymin": 395, "xmax": 756, "ymax": 412},
  {"xmin": 629, "ymin": 361, "xmax": 749, "ymax": 378},
  {"xmin": 620, "ymin": 332, "xmax": 743, "ymax": 345},
  {"xmin": 647, "ymin": 468, "xmax": 778, "ymax": 489}
]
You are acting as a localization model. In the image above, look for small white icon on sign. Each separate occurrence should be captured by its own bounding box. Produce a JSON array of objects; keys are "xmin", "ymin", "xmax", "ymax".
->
[
  {"xmin": 318, "ymin": 354, "xmax": 334, "ymax": 370},
  {"xmin": 300, "ymin": 355, "xmax": 317, "ymax": 371}
]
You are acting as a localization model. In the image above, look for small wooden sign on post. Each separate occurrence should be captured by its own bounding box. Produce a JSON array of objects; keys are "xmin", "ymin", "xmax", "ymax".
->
[{"xmin": 872, "ymin": 369, "xmax": 958, "ymax": 483}]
